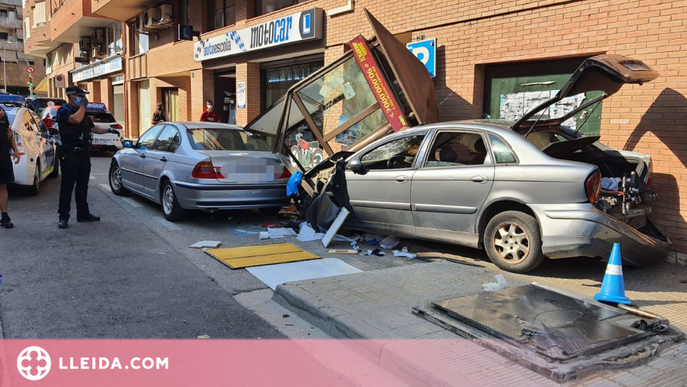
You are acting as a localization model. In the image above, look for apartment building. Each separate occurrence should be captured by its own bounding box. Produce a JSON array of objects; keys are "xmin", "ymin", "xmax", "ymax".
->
[
  {"xmin": 1, "ymin": 0, "xmax": 44, "ymax": 95},
  {"xmin": 24, "ymin": 0, "xmax": 124, "ymax": 122},
  {"xmin": 25, "ymin": 0, "xmax": 687, "ymax": 261}
]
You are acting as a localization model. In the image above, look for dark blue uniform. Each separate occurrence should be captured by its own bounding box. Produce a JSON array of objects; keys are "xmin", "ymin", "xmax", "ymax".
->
[
  {"xmin": 57, "ymin": 104, "xmax": 95, "ymax": 220},
  {"xmin": 0, "ymin": 113, "xmax": 14, "ymax": 185}
]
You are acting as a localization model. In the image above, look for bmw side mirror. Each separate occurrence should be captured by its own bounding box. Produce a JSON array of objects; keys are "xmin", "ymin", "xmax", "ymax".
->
[
  {"xmin": 347, "ymin": 159, "xmax": 365, "ymax": 174},
  {"xmin": 122, "ymin": 140, "xmax": 134, "ymax": 148}
]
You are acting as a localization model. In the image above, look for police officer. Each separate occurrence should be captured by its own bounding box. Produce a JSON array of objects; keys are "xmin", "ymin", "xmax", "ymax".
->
[{"xmin": 57, "ymin": 86, "xmax": 120, "ymax": 229}]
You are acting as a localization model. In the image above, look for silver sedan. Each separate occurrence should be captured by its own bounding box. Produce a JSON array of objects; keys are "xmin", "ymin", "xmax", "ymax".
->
[{"xmin": 109, "ymin": 122, "xmax": 291, "ymax": 221}]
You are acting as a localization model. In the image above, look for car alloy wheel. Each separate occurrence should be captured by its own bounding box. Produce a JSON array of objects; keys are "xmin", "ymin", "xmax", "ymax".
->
[
  {"xmin": 492, "ymin": 223, "xmax": 529, "ymax": 263},
  {"xmin": 27, "ymin": 161, "xmax": 40, "ymax": 195},
  {"xmin": 163, "ymin": 185, "xmax": 174, "ymax": 215},
  {"xmin": 111, "ymin": 166, "xmax": 123, "ymax": 191},
  {"xmin": 483, "ymin": 210, "xmax": 545, "ymax": 273}
]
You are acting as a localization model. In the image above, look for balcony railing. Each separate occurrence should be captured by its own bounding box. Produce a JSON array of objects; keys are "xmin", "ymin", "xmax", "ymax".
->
[
  {"xmin": 51, "ymin": 0, "xmax": 69, "ymax": 17},
  {"xmin": 0, "ymin": 16, "xmax": 22, "ymax": 29},
  {"xmin": 0, "ymin": 40, "xmax": 24, "ymax": 52},
  {"xmin": 128, "ymin": 53, "xmax": 147, "ymax": 80}
]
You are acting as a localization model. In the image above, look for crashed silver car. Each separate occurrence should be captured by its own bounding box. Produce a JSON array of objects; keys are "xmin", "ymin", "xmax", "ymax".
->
[
  {"xmin": 340, "ymin": 55, "xmax": 670, "ymax": 273},
  {"xmin": 245, "ymin": 10, "xmax": 670, "ymax": 273}
]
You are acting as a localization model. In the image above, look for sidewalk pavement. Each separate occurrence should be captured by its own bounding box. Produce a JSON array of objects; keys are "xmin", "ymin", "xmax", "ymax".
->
[{"xmin": 273, "ymin": 260, "xmax": 687, "ymax": 386}]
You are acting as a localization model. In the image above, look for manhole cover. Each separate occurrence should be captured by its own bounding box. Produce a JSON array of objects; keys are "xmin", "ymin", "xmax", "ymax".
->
[{"xmin": 433, "ymin": 285, "xmax": 648, "ymax": 360}]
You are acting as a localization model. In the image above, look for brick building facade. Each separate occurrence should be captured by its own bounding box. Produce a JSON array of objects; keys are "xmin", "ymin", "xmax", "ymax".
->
[{"xmin": 24, "ymin": 0, "xmax": 687, "ymax": 261}]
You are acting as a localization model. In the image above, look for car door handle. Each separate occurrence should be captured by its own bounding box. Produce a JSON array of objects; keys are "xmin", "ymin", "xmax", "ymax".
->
[
  {"xmin": 160, "ymin": 157, "xmax": 167, "ymax": 162},
  {"xmin": 395, "ymin": 176, "xmax": 408, "ymax": 183},
  {"xmin": 471, "ymin": 175, "xmax": 486, "ymax": 183}
]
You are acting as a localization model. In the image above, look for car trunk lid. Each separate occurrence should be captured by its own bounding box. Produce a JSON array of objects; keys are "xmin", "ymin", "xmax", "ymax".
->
[{"xmin": 195, "ymin": 150, "xmax": 289, "ymax": 184}]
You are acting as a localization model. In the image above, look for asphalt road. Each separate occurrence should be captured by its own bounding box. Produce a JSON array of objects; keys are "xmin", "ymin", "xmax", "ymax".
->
[{"xmin": 0, "ymin": 152, "xmax": 289, "ymax": 339}]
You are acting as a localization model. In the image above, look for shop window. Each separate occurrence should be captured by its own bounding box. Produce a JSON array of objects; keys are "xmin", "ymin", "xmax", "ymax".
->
[
  {"xmin": 255, "ymin": 0, "xmax": 307, "ymax": 16},
  {"xmin": 208, "ymin": 0, "xmax": 236, "ymax": 30},
  {"xmin": 263, "ymin": 62, "xmax": 322, "ymax": 109}
]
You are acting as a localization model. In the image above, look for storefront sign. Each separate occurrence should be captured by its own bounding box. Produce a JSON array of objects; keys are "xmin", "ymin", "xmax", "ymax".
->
[
  {"xmin": 194, "ymin": 8, "xmax": 323, "ymax": 62},
  {"xmin": 406, "ymin": 38, "xmax": 436, "ymax": 78},
  {"xmin": 70, "ymin": 56, "xmax": 123, "ymax": 83},
  {"xmin": 348, "ymin": 36, "xmax": 407, "ymax": 131},
  {"xmin": 237, "ymin": 82, "xmax": 246, "ymax": 109}
]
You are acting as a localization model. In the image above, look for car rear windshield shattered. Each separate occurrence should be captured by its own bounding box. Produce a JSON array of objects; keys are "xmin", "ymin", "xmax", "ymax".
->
[{"xmin": 187, "ymin": 128, "xmax": 272, "ymax": 151}]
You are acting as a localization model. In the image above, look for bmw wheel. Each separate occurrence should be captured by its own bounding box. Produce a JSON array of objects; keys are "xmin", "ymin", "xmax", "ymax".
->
[
  {"xmin": 161, "ymin": 180, "xmax": 186, "ymax": 221},
  {"xmin": 109, "ymin": 162, "xmax": 130, "ymax": 196},
  {"xmin": 483, "ymin": 211, "xmax": 545, "ymax": 273}
]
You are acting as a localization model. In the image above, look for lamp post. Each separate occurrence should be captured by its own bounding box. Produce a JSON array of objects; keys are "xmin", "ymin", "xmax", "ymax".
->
[{"xmin": 3, "ymin": 40, "xmax": 33, "ymax": 96}]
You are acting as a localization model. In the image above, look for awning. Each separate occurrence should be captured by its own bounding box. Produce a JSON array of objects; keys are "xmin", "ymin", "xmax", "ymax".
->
[{"xmin": 33, "ymin": 77, "xmax": 49, "ymax": 94}]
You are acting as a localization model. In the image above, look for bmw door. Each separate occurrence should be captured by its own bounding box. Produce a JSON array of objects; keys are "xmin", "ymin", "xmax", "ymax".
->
[
  {"xmin": 345, "ymin": 133, "xmax": 426, "ymax": 237},
  {"xmin": 29, "ymin": 110, "xmax": 55, "ymax": 176},
  {"xmin": 411, "ymin": 129, "xmax": 495, "ymax": 247},
  {"xmin": 118, "ymin": 125, "xmax": 163, "ymax": 194},
  {"xmin": 143, "ymin": 125, "xmax": 180, "ymax": 196}
]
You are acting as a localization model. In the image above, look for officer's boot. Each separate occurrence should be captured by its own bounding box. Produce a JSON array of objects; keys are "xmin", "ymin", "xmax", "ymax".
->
[{"xmin": 0, "ymin": 213, "xmax": 13, "ymax": 229}]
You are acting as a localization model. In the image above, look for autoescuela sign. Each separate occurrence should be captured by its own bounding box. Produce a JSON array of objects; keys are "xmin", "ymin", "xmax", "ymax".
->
[
  {"xmin": 349, "ymin": 35, "xmax": 408, "ymax": 132},
  {"xmin": 194, "ymin": 8, "xmax": 323, "ymax": 62}
]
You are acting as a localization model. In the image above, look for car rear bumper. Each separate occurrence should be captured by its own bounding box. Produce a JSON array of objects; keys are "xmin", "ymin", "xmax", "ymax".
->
[
  {"xmin": 172, "ymin": 181, "xmax": 290, "ymax": 210},
  {"xmin": 538, "ymin": 206, "xmax": 671, "ymax": 265}
]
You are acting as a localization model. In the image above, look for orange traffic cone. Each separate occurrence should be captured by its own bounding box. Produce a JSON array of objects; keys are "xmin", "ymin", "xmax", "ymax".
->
[{"xmin": 594, "ymin": 243, "xmax": 631, "ymax": 305}]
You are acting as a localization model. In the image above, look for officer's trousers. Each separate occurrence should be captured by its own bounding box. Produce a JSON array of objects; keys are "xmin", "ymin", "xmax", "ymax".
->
[{"xmin": 58, "ymin": 152, "xmax": 91, "ymax": 219}]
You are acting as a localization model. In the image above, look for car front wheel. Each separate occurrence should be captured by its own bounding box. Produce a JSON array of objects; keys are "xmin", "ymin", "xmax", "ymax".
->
[
  {"xmin": 484, "ymin": 210, "xmax": 545, "ymax": 273},
  {"xmin": 161, "ymin": 181, "xmax": 186, "ymax": 221},
  {"xmin": 26, "ymin": 161, "xmax": 40, "ymax": 196},
  {"xmin": 109, "ymin": 162, "xmax": 130, "ymax": 196}
]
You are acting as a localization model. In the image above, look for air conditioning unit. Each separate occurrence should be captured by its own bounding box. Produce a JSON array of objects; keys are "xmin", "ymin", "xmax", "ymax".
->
[
  {"xmin": 158, "ymin": 4, "xmax": 173, "ymax": 25},
  {"xmin": 79, "ymin": 37, "xmax": 91, "ymax": 51},
  {"xmin": 144, "ymin": 7, "xmax": 161, "ymax": 29},
  {"xmin": 135, "ymin": 13, "xmax": 148, "ymax": 33},
  {"xmin": 92, "ymin": 44, "xmax": 106, "ymax": 59},
  {"xmin": 92, "ymin": 28, "xmax": 105, "ymax": 43}
]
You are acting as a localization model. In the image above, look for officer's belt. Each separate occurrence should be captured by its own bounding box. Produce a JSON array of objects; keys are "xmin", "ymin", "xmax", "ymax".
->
[{"xmin": 61, "ymin": 145, "xmax": 89, "ymax": 154}]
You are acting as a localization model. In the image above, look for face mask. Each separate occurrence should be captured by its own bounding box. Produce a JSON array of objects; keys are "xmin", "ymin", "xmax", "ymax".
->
[
  {"xmin": 75, "ymin": 97, "xmax": 82, "ymax": 105},
  {"xmin": 207, "ymin": 105, "xmax": 213, "ymax": 110}
]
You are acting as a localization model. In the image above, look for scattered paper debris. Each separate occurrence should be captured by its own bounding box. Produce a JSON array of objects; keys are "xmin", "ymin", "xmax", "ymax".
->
[
  {"xmin": 259, "ymin": 231, "xmax": 269, "ymax": 240},
  {"xmin": 482, "ymin": 274, "xmax": 507, "ymax": 291},
  {"xmin": 392, "ymin": 246, "xmax": 417, "ymax": 259},
  {"xmin": 297, "ymin": 223, "xmax": 325, "ymax": 242},
  {"xmin": 364, "ymin": 233, "xmax": 383, "ymax": 244},
  {"xmin": 190, "ymin": 241, "xmax": 222, "ymax": 249},
  {"xmin": 267, "ymin": 227, "xmax": 298, "ymax": 239},
  {"xmin": 380, "ymin": 235, "xmax": 401, "ymax": 250},
  {"xmin": 365, "ymin": 249, "xmax": 385, "ymax": 256}
]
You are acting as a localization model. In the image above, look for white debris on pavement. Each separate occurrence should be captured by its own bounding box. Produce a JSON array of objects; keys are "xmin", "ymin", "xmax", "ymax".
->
[
  {"xmin": 267, "ymin": 227, "xmax": 298, "ymax": 239},
  {"xmin": 297, "ymin": 223, "xmax": 325, "ymax": 242},
  {"xmin": 393, "ymin": 247, "xmax": 417, "ymax": 259},
  {"xmin": 482, "ymin": 274, "xmax": 507, "ymax": 291},
  {"xmin": 380, "ymin": 235, "xmax": 401, "ymax": 250}
]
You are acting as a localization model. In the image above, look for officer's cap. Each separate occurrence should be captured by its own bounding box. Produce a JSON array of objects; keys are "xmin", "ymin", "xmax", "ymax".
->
[{"xmin": 65, "ymin": 85, "xmax": 90, "ymax": 96}]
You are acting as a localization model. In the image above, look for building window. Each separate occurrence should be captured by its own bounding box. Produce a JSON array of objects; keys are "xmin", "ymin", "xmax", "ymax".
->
[
  {"xmin": 129, "ymin": 23, "xmax": 149, "ymax": 56},
  {"xmin": 0, "ymin": 10, "xmax": 7, "ymax": 18},
  {"xmin": 107, "ymin": 23, "xmax": 123, "ymax": 56},
  {"xmin": 255, "ymin": 0, "xmax": 306, "ymax": 16},
  {"xmin": 208, "ymin": 0, "xmax": 235, "ymax": 30},
  {"xmin": 0, "ymin": 33, "xmax": 8, "ymax": 41}
]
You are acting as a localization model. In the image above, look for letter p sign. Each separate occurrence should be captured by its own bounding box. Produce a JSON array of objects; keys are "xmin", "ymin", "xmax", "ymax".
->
[{"xmin": 406, "ymin": 38, "xmax": 436, "ymax": 78}]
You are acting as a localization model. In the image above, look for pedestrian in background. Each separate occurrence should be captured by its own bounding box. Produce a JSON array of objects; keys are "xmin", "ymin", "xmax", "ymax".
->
[
  {"xmin": 200, "ymin": 100, "xmax": 220, "ymax": 122},
  {"xmin": 56, "ymin": 86, "xmax": 120, "ymax": 229},
  {"xmin": 25, "ymin": 98, "xmax": 35, "ymax": 112},
  {"xmin": 0, "ymin": 107, "xmax": 20, "ymax": 228},
  {"xmin": 152, "ymin": 103, "xmax": 167, "ymax": 125}
]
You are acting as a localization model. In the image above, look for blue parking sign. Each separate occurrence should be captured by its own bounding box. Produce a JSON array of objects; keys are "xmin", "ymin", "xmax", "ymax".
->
[{"xmin": 406, "ymin": 38, "xmax": 436, "ymax": 78}]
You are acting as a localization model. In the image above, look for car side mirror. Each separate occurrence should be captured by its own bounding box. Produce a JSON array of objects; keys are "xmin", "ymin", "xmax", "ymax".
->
[
  {"xmin": 122, "ymin": 140, "xmax": 135, "ymax": 148},
  {"xmin": 347, "ymin": 159, "xmax": 365, "ymax": 174},
  {"xmin": 48, "ymin": 128, "xmax": 59, "ymax": 136}
]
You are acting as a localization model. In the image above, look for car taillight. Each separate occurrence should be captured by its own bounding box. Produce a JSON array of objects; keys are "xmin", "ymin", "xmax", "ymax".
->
[
  {"xmin": 645, "ymin": 161, "xmax": 653, "ymax": 189},
  {"xmin": 192, "ymin": 161, "xmax": 222, "ymax": 179},
  {"xmin": 110, "ymin": 124, "xmax": 123, "ymax": 129},
  {"xmin": 13, "ymin": 131, "xmax": 24, "ymax": 156},
  {"xmin": 585, "ymin": 170, "xmax": 602, "ymax": 204},
  {"xmin": 277, "ymin": 167, "xmax": 292, "ymax": 179}
]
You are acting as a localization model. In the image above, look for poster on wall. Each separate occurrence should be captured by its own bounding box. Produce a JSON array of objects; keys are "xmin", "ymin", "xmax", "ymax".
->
[{"xmin": 237, "ymin": 82, "xmax": 246, "ymax": 109}]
